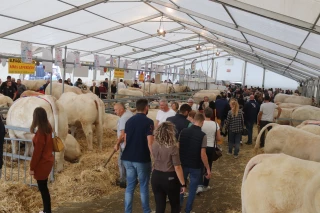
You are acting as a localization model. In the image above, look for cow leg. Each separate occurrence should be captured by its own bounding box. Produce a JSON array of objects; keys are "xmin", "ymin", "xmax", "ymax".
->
[
  {"xmin": 70, "ymin": 126, "xmax": 77, "ymax": 137},
  {"xmin": 8, "ymin": 130, "xmax": 18, "ymax": 155},
  {"xmin": 55, "ymin": 151, "xmax": 65, "ymax": 172},
  {"xmin": 95, "ymin": 123, "xmax": 103, "ymax": 150},
  {"xmin": 82, "ymin": 123, "xmax": 93, "ymax": 150}
]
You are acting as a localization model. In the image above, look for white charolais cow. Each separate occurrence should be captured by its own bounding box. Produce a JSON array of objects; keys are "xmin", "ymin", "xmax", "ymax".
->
[
  {"xmin": 255, "ymin": 123, "xmax": 320, "ymax": 162},
  {"xmin": 193, "ymin": 92, "xmax": 217, "ymax": 102},
  {"xmin": 58, "ymin": 92, "xmax": 105, "ymax": 150},
  {"xmin": 274, "ymin": 93, "xmax": 312, "ymax": 105},
  {"xmin": 171, "ymin": 85, "xmax": 191, "ymax": 93},
  {"xmin": 45, "ymin": 82, "xmax": 91, "ymax": 100},
  {"xmin": 22, "ymin": 80, "xmax": 46, "ymax": 91},
  {"xmin": 20, "ymin": 90, "xmax": 44, "ymax": 97},
  {"xmin": 64, "ymin": 134, "xmax": 81, "ymax": 162},
  {"xmin": 6, "ymin": 95, "xmax": 68, "ymax": 172},
  {"xmin": 296, "ymin": 120, "xmax": 320, "ymax": 136},
  {"xmin": 141, "ymin": 82, "xmax": 174, "ymax": 95},
  {"xmin": 116, "ymin": 88, "xmax": 144, "ymax": 98},
  {"xmin": 242, "ymin": 153, "xmax": 320, "ymax": 213},
  {"xmin": 291, "ymin": 105, "xmax": 320, "ymax": 126}
]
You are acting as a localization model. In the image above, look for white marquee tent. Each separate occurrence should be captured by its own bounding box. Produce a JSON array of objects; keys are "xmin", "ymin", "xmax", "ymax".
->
[{"xmin": 0, "ymin": 0, "xmax": 320, "ymax": 91}]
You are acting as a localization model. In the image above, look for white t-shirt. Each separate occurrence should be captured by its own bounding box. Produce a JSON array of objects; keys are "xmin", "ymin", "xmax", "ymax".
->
[
  {"xmin": 201, "ymin": 120, "xmax": 220, "ymax": 147},
  {"xmin": 156, "ymin": 109, "xmax": 176, "ymax": 125},
  {"xmin": 118, "ymin": 82, "xmax": 126, "ymax": 89},
  {"xmin": 260, "ymin": 102, "xmax": 278, "ymax": 122}
]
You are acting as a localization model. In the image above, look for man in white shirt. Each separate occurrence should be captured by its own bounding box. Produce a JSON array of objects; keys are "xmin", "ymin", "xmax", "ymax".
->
[
  {"xmin": 155, "ymin": 99, "xmax": 176, "ymax": 128},
  {"xmin": 197, "ymin": 107, "xmax": 221, "ymax": 194},
  {"xmin": 257, "ymin": 95, "xmax": 282, "ymax": 148},
  {"xmin": 187, "ymin": 98, "xmax": 198, "ymax": 111},
  {"xmin": 117, "ymin": 79, "xmax": 127, "ymax": 90},
  {"xmin": 113, "ymin": 103, "xmax": 133, "ymax": 188}
]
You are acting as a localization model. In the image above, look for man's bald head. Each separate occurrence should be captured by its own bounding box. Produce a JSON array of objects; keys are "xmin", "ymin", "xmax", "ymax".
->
[{"xmin": 249, "ymin": 95, "xmax": 254, "ymax": 100}]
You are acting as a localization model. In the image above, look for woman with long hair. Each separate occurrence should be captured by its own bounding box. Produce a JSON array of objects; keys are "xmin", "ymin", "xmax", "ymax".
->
[
  {"xmin": 151, "ymin": 122, "xmax": 186, "ymax": 213},
  {"xmin": 30, "ymin": 107, "xmax": 54, "ymax": 213},
  {"xmin": 225, "ymin": 99, "xmax": 244, "ymax": 159}
]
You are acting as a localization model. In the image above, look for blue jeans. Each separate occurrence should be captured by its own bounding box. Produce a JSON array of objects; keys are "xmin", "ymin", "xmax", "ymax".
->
[
  {"xmin": 123, "ymin": 161, "xmax": 151, "ymax": 213},
  {"xmin": 245, "ymin": 121, "xmax": 254, "ymax": 144},
  {"xmin": 118, "ymin": 147, "xmax": 126, "ymax": 182},
  {"xmin": 228, "ymin": 132, "xmax": 241, "ymax": 156},
  {"xmin": 180, "ymin": 167, "xmax": 201, "ymax": 213}
]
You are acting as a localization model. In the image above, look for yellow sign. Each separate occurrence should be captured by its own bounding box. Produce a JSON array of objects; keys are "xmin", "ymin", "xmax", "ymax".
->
[
  {"xmin": 9, "ymin": 58, "xmax": 36, "ymax": 64},
  {"xmin": 114, "ymin": 68, "xmax": 124, "ymax": 78},
  {"xmin": 139, "ymin": 72, "xmax": 145, "ymax": 82},
  {"xmin": 9, "ymin": 62, "xmax": 35, "ymax": 74}
]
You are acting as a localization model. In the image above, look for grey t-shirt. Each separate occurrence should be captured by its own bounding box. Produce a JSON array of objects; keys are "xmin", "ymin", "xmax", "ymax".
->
[
  {"xmin": 118, "ymin": 110, "xmax": 133, "ymax": 148},
  {"xmin": 260, "ymin": 102, "xmax": 278, "ymax": 122}
]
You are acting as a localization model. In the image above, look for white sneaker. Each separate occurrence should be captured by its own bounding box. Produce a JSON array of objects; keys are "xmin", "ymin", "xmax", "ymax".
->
[
  {"xmin": 203, "ymin": 186, "xmax": 212, "ymax": 192},
  {"xmin": 196, "ymin": 186, "xmax": 204, "ymax": 194},
  {"xmin": 184, "ymin": 192, "xmax": 189, "ymax": 198}
]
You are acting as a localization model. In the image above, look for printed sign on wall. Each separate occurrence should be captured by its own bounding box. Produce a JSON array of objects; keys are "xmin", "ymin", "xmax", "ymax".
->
[{"xmin": 21, "ymin": 42, "xmax": 33, "ymax": 63}]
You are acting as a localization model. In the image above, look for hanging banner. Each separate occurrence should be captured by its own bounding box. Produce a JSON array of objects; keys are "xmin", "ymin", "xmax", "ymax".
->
[
  {"xmin": 1, "ymin": 58, "xmax": 6, "ymax": 67},
  {"xmin": 113, "ymin": 58, "xmax": 118, "ymax": 68},
  {"xmin": 94, "ymin": 54, "xmax": 100, "ymax": 69},
  {"xmin": 8, "ymin": 58, "xmax": 35, "ymax": 74},
  {"xmin": 145, "ymin": 62, "xmax": 149, "ymax": 71},
  {"xmin": 191, "ymin": 59, "xmax": 197, "ymax": 72},
  {"xmin": 74, "ymin": 51, "xmax": 81, "ymax": 68},
  {"xmin": 110, "ymin": 56, "xmax": 114, "ymax": 67},
  {"xmin": 99, "ymin": 56, "xmax": 106, "ymax": 69},
  {"xmin": 139, "ymin": 71, "xmax": 145, "ymax": 82},
  {"xmin": 55, "ymin": 47, "xmax": 62, "ymax": 68},
  {"xmin": 174, "ymin": 65, "xmax": 177, "ymax": 74},
  {"xmin": 42, "ymin": 48, "xmax": 53, "ymax": 72},
  {"xmin": 21, "ymin": 42, "xmax": 33, "ymax": 63},
  {"xmin": 114, "ymin": 68, "xmax": 124, "ymax": 78}
]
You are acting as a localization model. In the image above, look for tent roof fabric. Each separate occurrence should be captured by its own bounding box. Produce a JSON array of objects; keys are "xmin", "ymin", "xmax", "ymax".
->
[{"xmin": 0, "ymin": 0, "xmax": 320, "ymax": 82}]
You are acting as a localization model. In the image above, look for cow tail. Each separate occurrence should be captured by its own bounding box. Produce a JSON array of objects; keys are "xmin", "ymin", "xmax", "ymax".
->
[{"xmin": 254, "ymin": 123, "xmax": 279, "ymax": 154}]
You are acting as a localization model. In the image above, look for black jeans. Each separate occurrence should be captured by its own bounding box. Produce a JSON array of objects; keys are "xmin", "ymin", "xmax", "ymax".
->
[
  {"xmin": 260, "ymin": 120, "xmax": 272, "ymax": 147},
  {"xmin": 200, "ymin": 147, "xmax": 214, "ymax": 187},
  {"xmin": 37, "ymin": 179, "xmax": 51, "ymax": 213},
  {"xmin": 151, "ymin": 170, "xmax": 180, "ymax": 213}
]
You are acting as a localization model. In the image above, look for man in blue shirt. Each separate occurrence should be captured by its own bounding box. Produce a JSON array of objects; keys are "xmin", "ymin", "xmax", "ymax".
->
[
  {"xmin": 215, "ymin": 93, "xmax": 230, "ymax": 134},
  {"xmin": 121, "ymin": 99, "xmax": 154, "ymax": 213}
]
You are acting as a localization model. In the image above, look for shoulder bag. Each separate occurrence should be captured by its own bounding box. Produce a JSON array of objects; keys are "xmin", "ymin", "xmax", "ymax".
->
[{"xmin": 212, "ymin": 122, "xmax": 222, "ymax": 161}]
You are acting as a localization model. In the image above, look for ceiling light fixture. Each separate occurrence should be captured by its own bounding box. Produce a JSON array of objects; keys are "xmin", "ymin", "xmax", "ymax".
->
[
  {"xmin": 157, "ymin": 16, "xmax": 166, "ymax": 37},
  {"xmin": 196, "ymin": 35, "xmax": 201, "ymax": 51}
]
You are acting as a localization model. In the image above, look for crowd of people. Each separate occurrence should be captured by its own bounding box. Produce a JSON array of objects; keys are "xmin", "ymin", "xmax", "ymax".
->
[
  {"xmin": 23, "ymin": 80, "xmax": 290, "ymax": 213},
  {"xmin": 107, "ymin": 83, "xmax": 288, "ymax": 213}
]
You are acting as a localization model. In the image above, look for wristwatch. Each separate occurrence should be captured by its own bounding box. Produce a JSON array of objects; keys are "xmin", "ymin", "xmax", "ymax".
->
[{"xmin": 181, "ymin": 184, "xmax": 186, "ymax": 187}]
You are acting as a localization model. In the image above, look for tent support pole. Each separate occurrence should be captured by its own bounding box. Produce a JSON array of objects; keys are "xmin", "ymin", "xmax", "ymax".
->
[{"xmin": 62, "ymin": 46, "xmax": 67, "ymax": 93}]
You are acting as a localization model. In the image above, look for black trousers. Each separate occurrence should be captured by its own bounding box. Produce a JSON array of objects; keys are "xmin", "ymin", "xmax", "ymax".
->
[
  {"xmin": 260, "ymin": 120, "xmax": 272, "ymax": 147},
  {"xmin": 201, "ymin": 147, "xmax": 214, "ymax": 187},
  {"xmin": 151, "ymin": 170, "xmax": 180, "ymax": 213},
  {"xmin": 37, "ymin": 179, "xmax": 51, "ymax": 213}
]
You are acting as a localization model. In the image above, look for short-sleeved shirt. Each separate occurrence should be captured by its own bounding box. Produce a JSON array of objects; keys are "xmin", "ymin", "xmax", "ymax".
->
[
  {"xmin": 121, "ymin": 113, "xmax": 154, "ymax": 163},
  {"xmin": 260, "ymin": 102, "xmax": 278, "ymax": 122},
  {"xmin": 156, "ymin": 109, "xmax": 176, "ymax": 125},
  {"xmin": 117, "ymin": 110, "xmax": 133, "ymax": 149},
  {"xmin": 152, "ymin": 143, "xmax": 181, "ymax": 172},
  {"xmin": 201, "ymin": 121, "xmax": 220, "ymax": 147}
]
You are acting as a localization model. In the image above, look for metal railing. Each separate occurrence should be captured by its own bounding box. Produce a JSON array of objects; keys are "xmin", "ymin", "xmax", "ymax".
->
[
  {"xmin": 103, "ymin": 91, "xmax": 197, "ymax": 113},
  {"xmin": 1, "ymin": 125, "xmax": 54, "ymax": 186}
]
